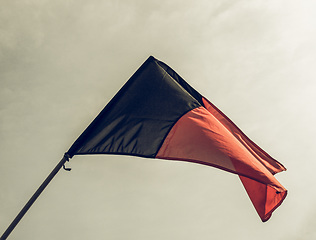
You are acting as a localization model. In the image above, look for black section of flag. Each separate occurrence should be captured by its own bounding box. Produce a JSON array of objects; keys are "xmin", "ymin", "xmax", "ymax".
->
[
  {"xmin": 67, "ymin": 56, "xmax": 201, "ymax": 158},
  {"xmin": 155, "ymin": 59, "xmax": 204, "ymax": 106}
]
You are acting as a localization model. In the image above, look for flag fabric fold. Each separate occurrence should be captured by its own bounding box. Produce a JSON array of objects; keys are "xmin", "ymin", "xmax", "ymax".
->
[{"xmin": 67, "ymin": 56, "xmax": 287, "ymax": 222}]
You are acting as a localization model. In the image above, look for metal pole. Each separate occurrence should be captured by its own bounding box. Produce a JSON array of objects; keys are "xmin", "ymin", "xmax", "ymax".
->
[{"xmin": 0, "ymin": 154, "xmax": 70, "ymax": 240}]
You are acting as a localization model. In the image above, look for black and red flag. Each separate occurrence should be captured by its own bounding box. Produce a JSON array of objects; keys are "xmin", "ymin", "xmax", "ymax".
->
[{"xmin": 66, "ymin": 56, "xmax": 287, "ymax": 222}]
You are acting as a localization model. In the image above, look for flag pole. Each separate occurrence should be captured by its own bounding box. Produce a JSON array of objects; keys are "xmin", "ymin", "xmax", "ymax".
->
[{"xmin": 0, "ymin": 154, "xmax": 71, "ymax": 240}]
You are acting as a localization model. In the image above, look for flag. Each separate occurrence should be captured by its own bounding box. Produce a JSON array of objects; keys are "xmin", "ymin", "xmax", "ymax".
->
[{"xmin": 66, "ymin": 56, "xmax": 287, "ymax": 222}]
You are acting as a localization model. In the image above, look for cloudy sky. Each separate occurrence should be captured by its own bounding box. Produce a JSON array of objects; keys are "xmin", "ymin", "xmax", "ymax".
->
[{"xmin": 1, "ymin": 0, "xmax": 316, "ymax": 239}]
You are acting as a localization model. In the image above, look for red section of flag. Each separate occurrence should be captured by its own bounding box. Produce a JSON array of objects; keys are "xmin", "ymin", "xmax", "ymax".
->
[
  {"xmin": 202, "ymin": 97, "xmax": 287, "ymax": 221},
  {"xmin": 239, "ymin": 176, "xmax": 287, "ymax": 221},
  {"xmin": 156, "ymin": 99, "xmax": 287, "ymax": 221},
  {"xmin": 201, "ymin": 97, "xmax": 286, "ymax": 174}
]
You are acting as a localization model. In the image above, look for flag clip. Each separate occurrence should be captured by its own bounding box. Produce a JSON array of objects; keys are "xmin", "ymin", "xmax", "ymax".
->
[{"xmin": 63, "ymin": 153, "xmax": 71, "ymax": 171}]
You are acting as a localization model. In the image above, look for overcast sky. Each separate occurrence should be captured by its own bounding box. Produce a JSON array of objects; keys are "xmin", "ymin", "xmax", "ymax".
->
[{"xmin": 1, "ymin": 0, "xmax": 316, "ymax": 239}]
